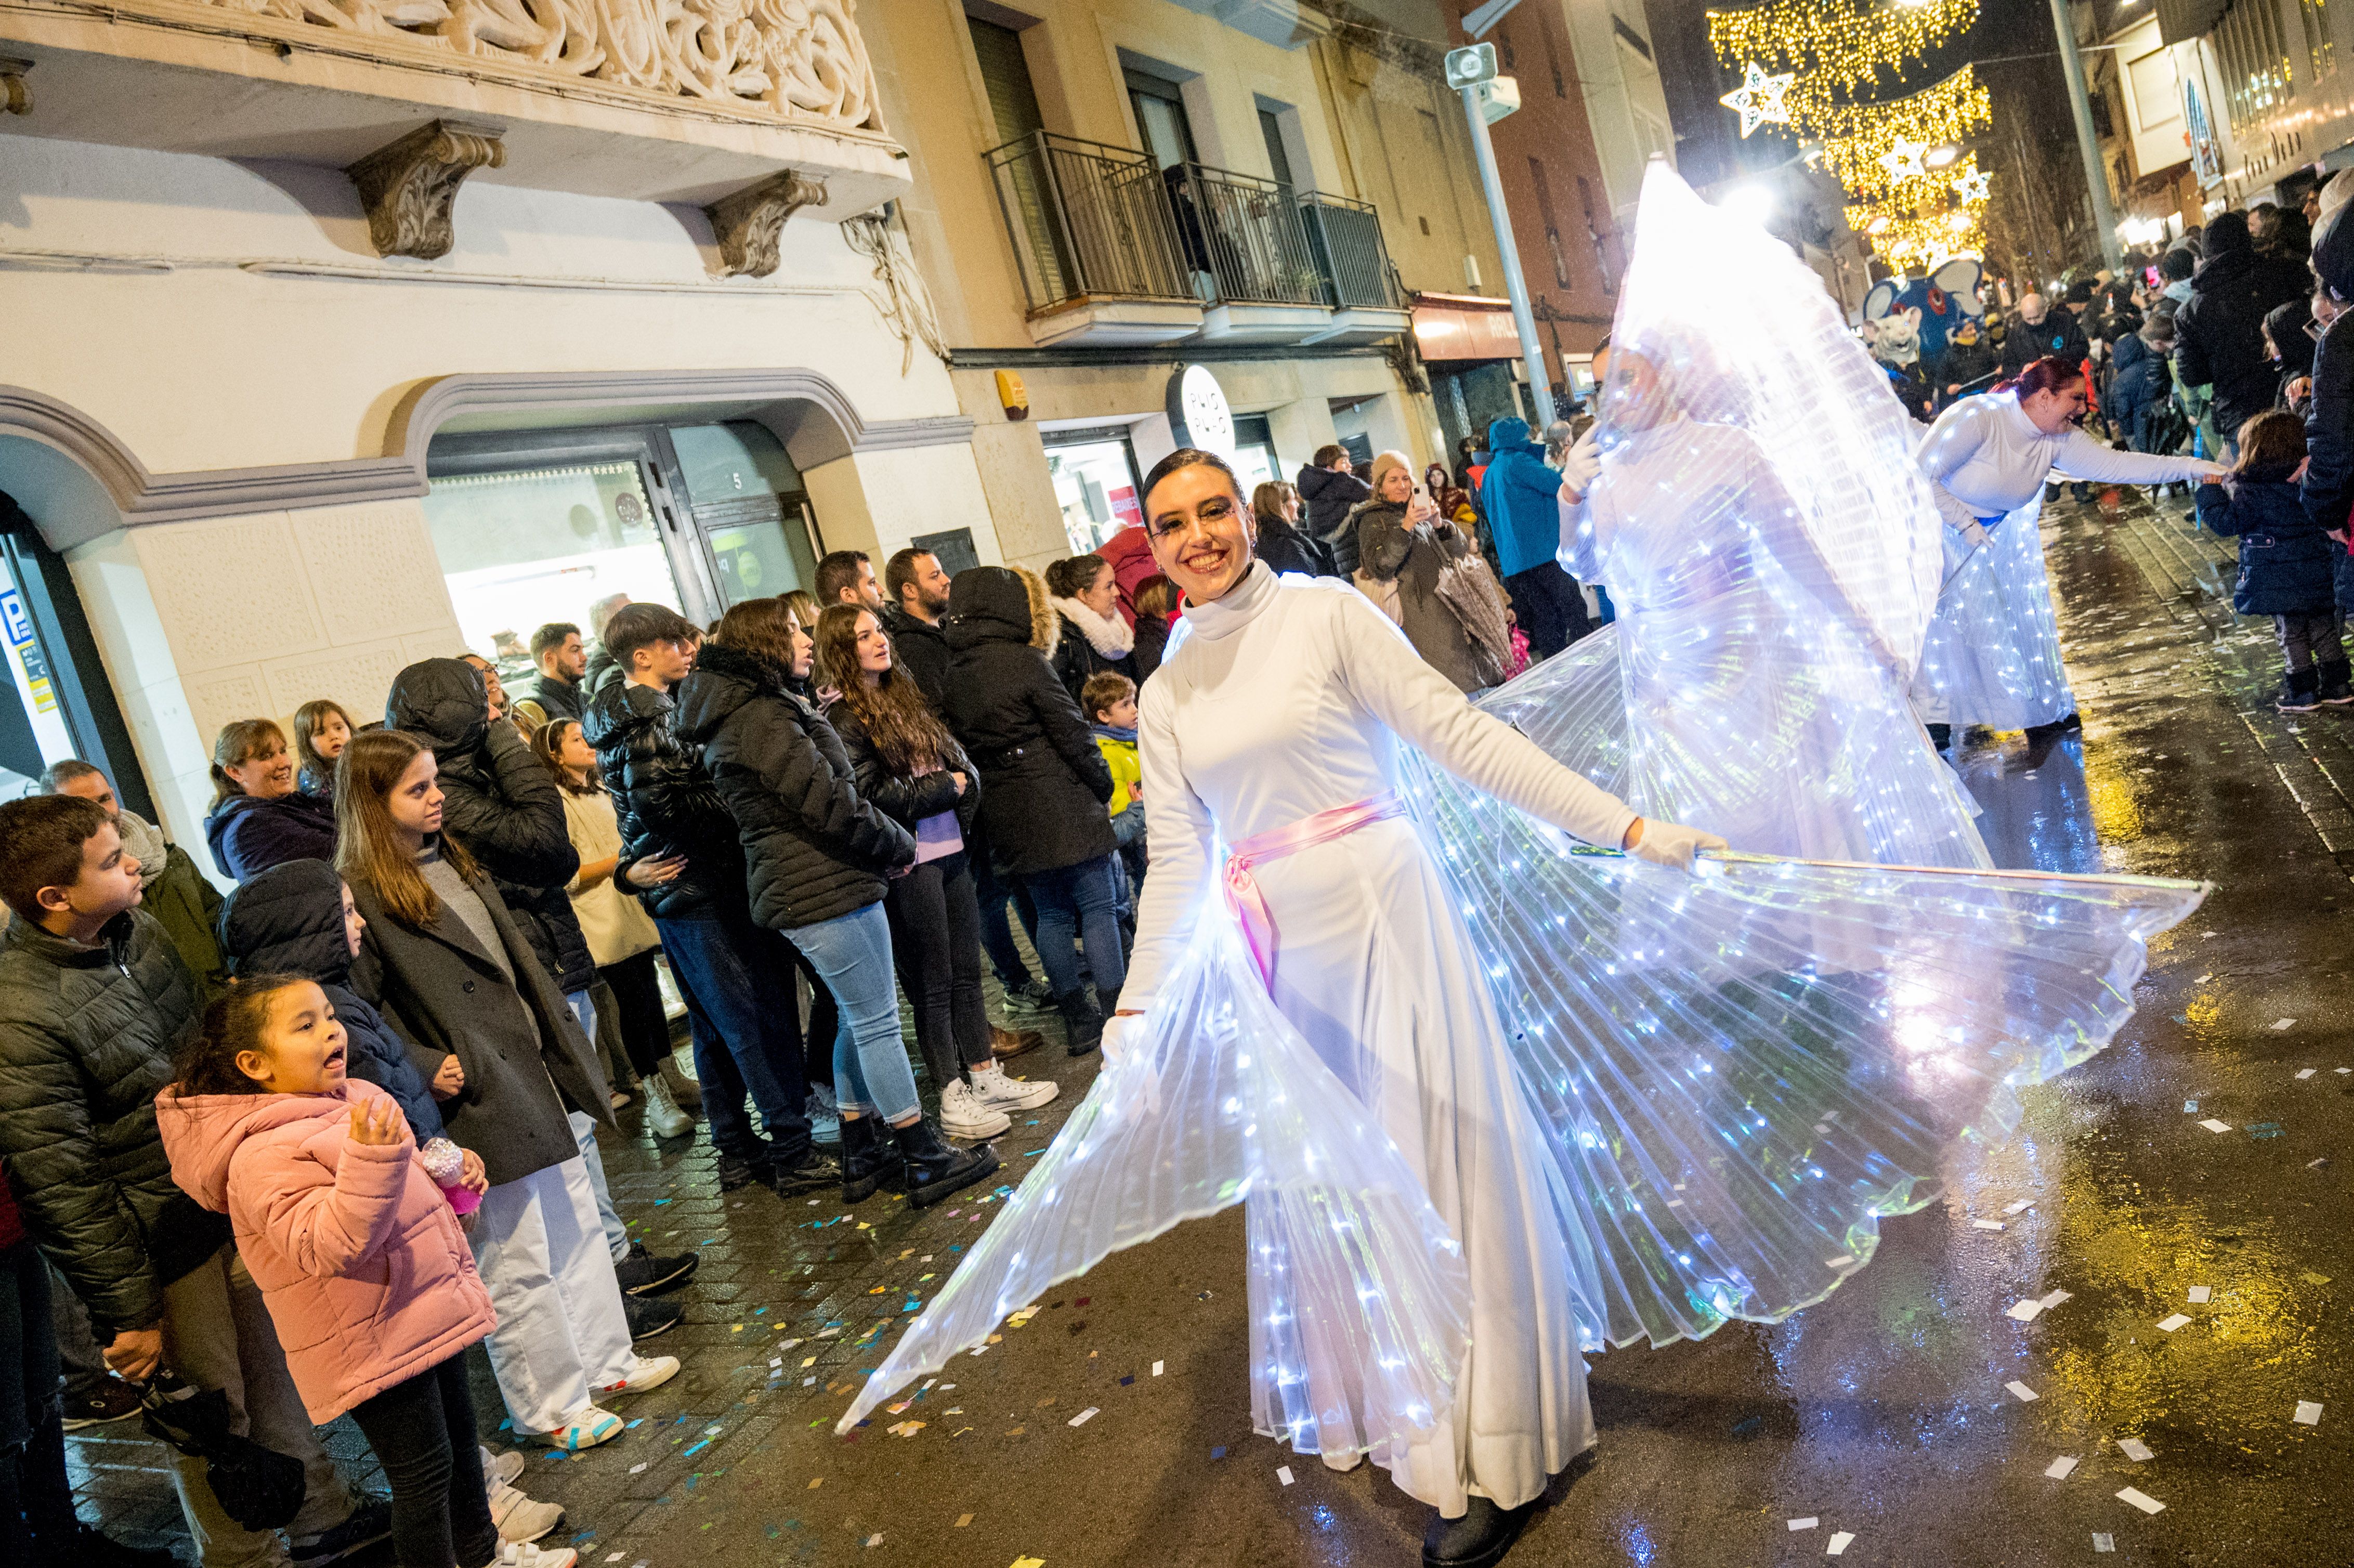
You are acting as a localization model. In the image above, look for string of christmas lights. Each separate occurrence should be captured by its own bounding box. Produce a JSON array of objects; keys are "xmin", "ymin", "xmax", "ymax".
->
[
  {"xmin": 1708, "ymin": 0, "xmax": 1994, "ymax": 266},
  {"xmin": 1707, "ymin": 0, "xmax": 1978, "ymax": 96}
]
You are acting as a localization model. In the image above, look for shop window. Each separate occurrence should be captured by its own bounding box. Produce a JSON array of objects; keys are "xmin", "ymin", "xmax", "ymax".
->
[
  {"xmin": 1044, "ymin": 432, "xmax": 1145, "ymax": 554},
  {"xmin": 1230, "ymin": 414, "xmax": 1281, "ymax": 494},
  {"xmin": 670, "ymin": 422, "xmax": 817, "ymax": 609},
  {"xmin": 0, "ymin": 492, "xmax": 159, "ymax": 811},
  {"xmin": 422, "ymin": 462, "xmax": 684, "ymax": 680}
]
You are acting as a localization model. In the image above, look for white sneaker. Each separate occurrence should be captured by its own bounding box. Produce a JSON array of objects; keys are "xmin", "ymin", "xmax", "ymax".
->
[
  {"xmin": 599, "ymin": 1354, "xmax": 678, "ymax": 1397},
  {"xmin": 481, "ymin": 1446, "xmax": 526, "ymax": 1488},
  {"xmin": 492, "ymin": 1546, "xmax": 577, "ymax": 1568},
  {"xmin": 938, "ymin": 1079, "xmax": 1012, "ymax": 1139},
  {"xmin": 542, "ymin": 1406, "xmax": 622, "ymax": 1451},
  {"xmin": 490, "ymin": 1482, "xmax": 564, "ymax": 1544},
  {"xmin": 969, "ymin": 1064, "xmax": 1058, "ymax": 1113}
]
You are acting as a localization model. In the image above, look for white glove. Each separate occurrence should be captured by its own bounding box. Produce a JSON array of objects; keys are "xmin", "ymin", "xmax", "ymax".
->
[
  {"xmin": 2190, "ymin": 460, "xmax": 2230, "ymax": 482},
  {"xmin": 1557, "ymin": 427, "xmax": 1600, "ymax": 502},
  {"xmin": 1626, "ymin": 818, "xmax": 1729, "ymax": 872},
  {"xmin": 1958, "ymin": 519, "xmax": 1990, "ymax": 548},
  {"xmin": 1100, "ymin": 1013, "xmax": 1149, "ymax": 1067}
]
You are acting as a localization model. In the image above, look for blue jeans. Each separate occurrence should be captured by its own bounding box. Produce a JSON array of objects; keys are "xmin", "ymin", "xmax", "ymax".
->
[
  {"xmin": 1025, "ymin": 854, "xmax": 1127, "ymax": 1002},
  {"xmin": 781, "ymin": 901, "xmax": 919, "ymax": 1122},
  {"xmin": 563, "ymin": 990, "xmax": 629, "ymax": 1260},
  {"xmin": 656, "ymin": 909, "xmax": 814, "ymax": 1166},
  {"xmin": 968, "ymin": 822, "xmax": 1038, "ymax": 991}
]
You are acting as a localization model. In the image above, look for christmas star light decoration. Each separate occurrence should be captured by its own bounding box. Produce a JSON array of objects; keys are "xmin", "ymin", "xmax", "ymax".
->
[
  {"xmin": 1720, "ymin": 61, "xmax": 1795, "ymax": 138},
  {"xmin": 1952, "ymin": 165, "xmax": 1991, "ymax": 203},
  {"xmin": 1878, "ymin": 137, "xmax": 1928, "ymax": 181}
]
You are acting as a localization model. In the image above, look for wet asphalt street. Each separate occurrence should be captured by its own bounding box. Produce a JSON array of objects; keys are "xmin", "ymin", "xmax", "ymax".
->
[{"xmin": 70, "ymin": 486, "xmax": 2354, "ymax": 1567}]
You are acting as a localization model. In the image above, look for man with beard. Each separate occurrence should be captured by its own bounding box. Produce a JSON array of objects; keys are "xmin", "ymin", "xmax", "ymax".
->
[{"xmin": 880, "ymin": 547, "xmax": 954, "ymax": 712}]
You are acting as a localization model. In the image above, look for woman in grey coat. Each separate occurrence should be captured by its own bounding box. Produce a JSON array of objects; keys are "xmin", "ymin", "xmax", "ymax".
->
[
  {"xmin": 1352, "ymin": 450, "xmax": 1490, "ymax": 692},
  {"xmin": 338, "ymin": 728, "xmax": 674, "ymax": 1452}
]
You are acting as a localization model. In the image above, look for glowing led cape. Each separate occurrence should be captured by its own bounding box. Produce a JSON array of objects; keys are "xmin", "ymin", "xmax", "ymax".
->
[
  {"xmin": 1913, "ymin": 496, "xmax": 2076, "ymax": 731},
  {"xmin": 1537, "ymin": 163, "xmax": 1985, "ymax": 869}
]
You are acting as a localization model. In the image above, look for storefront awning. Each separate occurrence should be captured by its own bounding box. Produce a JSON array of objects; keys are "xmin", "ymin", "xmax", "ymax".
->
[{"xmin": 1411, "ymin": 294, "xmax": 1524, "ymax": 362}]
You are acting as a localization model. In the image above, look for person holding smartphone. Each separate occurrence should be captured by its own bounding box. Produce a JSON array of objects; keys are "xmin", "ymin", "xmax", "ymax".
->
[{"xmin": 1349, "ymin": 451, "xmax": 1498, "ymax": 691}]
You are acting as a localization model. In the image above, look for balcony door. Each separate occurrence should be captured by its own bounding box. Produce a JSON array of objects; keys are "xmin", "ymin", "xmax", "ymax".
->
[{"xmin": 1126, "ymin": 70, "xmax": 1198, "ymax": 170}]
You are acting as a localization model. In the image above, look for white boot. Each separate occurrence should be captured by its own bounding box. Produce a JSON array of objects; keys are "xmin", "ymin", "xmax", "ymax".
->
[{"xmin": 642, "ymin": 1074, "xmax": 694, "ymax": 1139}]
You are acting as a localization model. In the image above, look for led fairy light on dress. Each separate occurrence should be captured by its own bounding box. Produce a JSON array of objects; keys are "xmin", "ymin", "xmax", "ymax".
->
[{"xmin": 1535, "ymin": 163, "xmax": 1983, "ymax": 871}]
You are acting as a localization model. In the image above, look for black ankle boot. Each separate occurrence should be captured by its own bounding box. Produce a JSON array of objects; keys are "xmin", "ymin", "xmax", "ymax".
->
[
  {"xmin": 1422, "ymin": 1497, "xmax": 1536, "ymax": 1568},
  {"xmin": 2320, "ymin": 658, "xmax": 2354, "ymax": 704},
  {"xmin": 1925, "ymin": 722, "xmax": 1952, "ymax": 751},
  {"xmin": 1056, "ymin": 988, "xmax": 1104, "ymax": 1056},
  {"xmin": 886, "ymin": 1117, "xmax": 1000, "ymax": 1208},
  {"xmin": 839, "ymin": 1116, "xmax": 902, "ymax": 1204}
]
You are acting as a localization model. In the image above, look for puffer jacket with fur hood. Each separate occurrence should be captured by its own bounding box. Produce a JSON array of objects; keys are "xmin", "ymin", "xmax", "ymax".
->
[
  {"xmin": 942, "ymin": 566, "xmax": 1117, "ymax": 877},
  {"xmin": 384, "ymin": 659, "xmax": 595, "ymax": 996},
  {"xmin": 156, "ymin": 1077, "xmax": 494, "ymax": 1423},
  {"xmin": 671, "ymin": 641, "xmax": 916, "ymax": 931}
]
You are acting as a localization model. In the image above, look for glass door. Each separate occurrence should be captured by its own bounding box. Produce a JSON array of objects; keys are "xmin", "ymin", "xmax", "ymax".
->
[{"xmin": 1043, "ymin": 429, "xmax": 1146, "ymax": 555}]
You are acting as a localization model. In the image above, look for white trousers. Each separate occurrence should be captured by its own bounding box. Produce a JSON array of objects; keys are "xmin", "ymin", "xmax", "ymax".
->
[{"xmin": 468, "ymin": 1157, "xmax": 636, "ymax": 1434}]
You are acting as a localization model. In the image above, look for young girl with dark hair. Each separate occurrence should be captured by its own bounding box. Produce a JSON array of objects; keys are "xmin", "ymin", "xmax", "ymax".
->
[
  {"xmin": 530, "ymin": 719, "xmax": 686, "ymax": 1131},
  {"xmin": 205, "ymin": 719, "xmax": 339, "ymax": 881},
  {"xmin": 292, "ymin": 700, "xmax": 355, "ymax": 800},
  {"xmin": 155, "ymin": 976, "xmax": 539, "ymax": 1568},
  {"xmin": 2197, "ymin": 410, "xmax": 2350, "ymax": 709},
  {"xmin": 336, "ymin": 729, "xmax": 675, "ymax": 1453},
  {"xmin": 813, "ymin": 605, "xmax": 1059, "ymax": 1141}
]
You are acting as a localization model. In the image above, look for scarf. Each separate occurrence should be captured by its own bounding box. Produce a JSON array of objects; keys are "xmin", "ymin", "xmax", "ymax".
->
[
  {"xmin": 116, "ymin": 808, "xmax": 170, "ymax": 892},
  {"xmin": 1053, "ymin": 596, "xmax": 1135, "ymax": 659},
  {"xmin": 1091, "ymin": 723, "xmax": 1139, "ymax": 745}
]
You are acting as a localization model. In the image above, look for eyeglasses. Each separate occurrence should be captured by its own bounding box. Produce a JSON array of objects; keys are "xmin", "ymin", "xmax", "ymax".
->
[{"xmin": 2307, "ymin": 317, "xmax": 2327, "ymax": 342}]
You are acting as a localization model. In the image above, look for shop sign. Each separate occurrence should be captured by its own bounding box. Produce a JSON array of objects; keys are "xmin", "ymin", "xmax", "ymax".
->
[
  {"xmin": 1168, "ymin": 364, "xmax": 1236, "ymax": 458},
  {"xmin": 1413, "ymin": 298, "xmax": 1523, "ymax": 361},
  {"xmin": 1, "ymin": 591, "xmax": 29, "ymax": 649}
]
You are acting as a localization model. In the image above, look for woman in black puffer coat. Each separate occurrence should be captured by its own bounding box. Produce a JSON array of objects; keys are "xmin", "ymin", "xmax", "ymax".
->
[
  {"xmin": 672, "ymin": 598, "xmax": 996, "ymax": 1209},
  {"xmin": 943, "ymin": 566, "xmax": 1124, "ymax": 1052}
]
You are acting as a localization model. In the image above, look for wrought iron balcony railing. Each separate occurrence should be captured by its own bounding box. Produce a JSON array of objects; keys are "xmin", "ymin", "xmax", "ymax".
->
[{"xmin": 982, "ymin": 132, "xmax": 1406, "ymax": 318}]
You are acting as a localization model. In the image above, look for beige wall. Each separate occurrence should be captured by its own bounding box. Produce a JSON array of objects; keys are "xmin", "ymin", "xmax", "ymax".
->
[{"xmin": 64, "ymin": 501, "xmax": 464, "ymax": 874}]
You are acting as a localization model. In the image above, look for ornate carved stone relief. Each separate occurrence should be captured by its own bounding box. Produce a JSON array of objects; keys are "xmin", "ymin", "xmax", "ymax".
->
[
  {"xmin": 704, "ymin": 171, "xmax": 828, "ymax": 278},
  {"xmin": 842, "ymin": 212, "xmax": 947, "ymax": 374},
  {"xmin": 345, "ymin": 120, "xmax": 507, "ymax": 260},
  {"xmin": 182, "ymin": 0, "xmax": 882, "ymax": 131}
]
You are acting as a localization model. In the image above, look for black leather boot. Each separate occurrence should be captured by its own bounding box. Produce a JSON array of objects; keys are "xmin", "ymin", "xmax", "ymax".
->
[
  {"xmin": 1057, "ymin": 988, "xmax": 1104, "ymax": 1056},
  {"xmin": 887, "ymin": 1116, "xmax": 1001, "ymax": 1208},
  {"xmin": 1925, "ymin": 722, "xmax": 1951, "ymax": 752},
  {"xmin": 1422, "ymin": 1497, "xmax": 1536, "ymax": 1568},
  {"xmin": 838, "ymin": 1115, "xmax": 902, "ymax": 1204}
]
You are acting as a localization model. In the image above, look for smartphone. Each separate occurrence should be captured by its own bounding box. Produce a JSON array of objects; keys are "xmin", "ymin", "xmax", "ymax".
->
[{"xmin": 2144, "ymin": 265, "xmax": 2162, "ymax": 288}]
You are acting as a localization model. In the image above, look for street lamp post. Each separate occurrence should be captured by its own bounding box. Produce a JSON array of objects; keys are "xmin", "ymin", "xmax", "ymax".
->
[
  {"xmin": 1445, "ymin": 43, "xmax": 1554, "ymax": 415},
  {"xmin": 2046, "ymin": 0, "xmax": 2125, "ymax": 270}
]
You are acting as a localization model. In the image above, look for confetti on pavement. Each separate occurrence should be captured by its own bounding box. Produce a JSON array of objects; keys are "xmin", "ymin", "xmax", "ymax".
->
[
  {"xmin": 2006, "ymin": 1381, "xmax": 2039, "ymax": 1403},
  {"xmin": 1787, "ymin": 1516, "xmax": 1817, "ymax": 1530},
  {"xmin": 1826, "ymin": 1532, "xmax": 1854, "ymax": 1556},
  {"xmin": 2157, "ymin": 1314, "xmax": 2192, "ymax": 1333},
  {"xmin": 2117, "ymin": 1438, "xmax": 2153, "ymax": 1461},
  {"xmin": 2044, "ymin": 1456, "xmax": 2077, "ymax": 1479},
  {"xmin": 2199, "ymin": 1119, "xmax": 2233, "ymax": 1132},
  {"xmin": 2116, "ymin": 1487, "xmax": 2165, "ymax": 1515},
  {"xmin": 2188, "ymin": 1285, "xmax": 2212, "ymax": 1302},
  {"xmin": 1276, "ymin": 1466, "xmax": 1295, "ymax": 1486},
  {"xmin": 2295, "ymin": 1401, "xmax": 2324, "ymax": 1426}
]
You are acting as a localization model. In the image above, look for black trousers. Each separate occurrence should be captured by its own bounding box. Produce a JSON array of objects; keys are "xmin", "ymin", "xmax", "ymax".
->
[
  {"xmin": 884, "ymin": 852, "xmax": 991, "ymax": 1091},
  {"xmin": 1, "ymin": 1239, "xmax": 79, "ymax": 1562},
  {"xmin": 1502, "ymin": 560, "xmax": 1593, "ymax": 662},
  {"xmin": 597, "ymin": 950, "xmax": 672, "ymax": 1080},
  {"xmin": 345, "ymin": 1353, "xmax": 496, "ymax": 1568}
]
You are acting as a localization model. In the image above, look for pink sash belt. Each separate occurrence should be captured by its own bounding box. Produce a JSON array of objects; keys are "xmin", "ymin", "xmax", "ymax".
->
[{"xmin": 1223, "ymin": 791, "xmax": 1408, "ymax": 987}]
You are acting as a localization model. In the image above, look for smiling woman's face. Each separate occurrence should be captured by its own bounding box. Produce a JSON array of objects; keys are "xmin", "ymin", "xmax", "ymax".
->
[{"xmin": 1144, "ymin": 462, "xmax": 1257, "ymax": 604}]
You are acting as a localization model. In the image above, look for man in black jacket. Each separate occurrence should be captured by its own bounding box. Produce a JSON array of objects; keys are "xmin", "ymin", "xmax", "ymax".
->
[
  {"xmin": 1997, "ymin": 293, "xmax": 2091, "ymax": 379},
  {"xmin": 2304, "ymin": 206, "xmax": 2354, "ymax": 616},
  {"xmin": 880, "ymin": 546, "xmax": 955, "ymax": 712},
  {"xmin": 1297, "ymin": 446, "xmax": 1372, "ymax": 576},
  {"xmin": 512, "ymin": 622, "xmax": 587, "ymax": 727},
  {"xmin": 385, "ymin": 660, "xmax": 694, "ymax": 1323},
  {"xmin": 0, "ymin": 796, "xmax": 377, "ymax": 1568},
  {"xmin": 2177, "ymin": 209, "xmax": 2311, "ymax": 457},
  {"xmin": 581, "ymin": 605, "xmax": 838, "ymax": 1195}
]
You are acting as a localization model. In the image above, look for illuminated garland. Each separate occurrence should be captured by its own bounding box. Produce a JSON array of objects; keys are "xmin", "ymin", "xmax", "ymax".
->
[
  {"xmin": 1801, "ymin": 68, "xmax": 1993, "ymax": 201},
  {"xmin": 1710, "ymin": 1, "xmax": 1996, "ymax": 267},
  {"xmin": 1707, "ymin": 0, "xmax": 1978, "ymax": 96}
]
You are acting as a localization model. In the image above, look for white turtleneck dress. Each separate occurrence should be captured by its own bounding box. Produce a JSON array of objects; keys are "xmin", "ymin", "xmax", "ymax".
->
[
  {"xmin": 1122, "ymin": 561, "xmax": 1642, "ymax": 1514},
  {"xmin": 1911, "ymin": 391, "xmax": 2214, "ymax": 728}
]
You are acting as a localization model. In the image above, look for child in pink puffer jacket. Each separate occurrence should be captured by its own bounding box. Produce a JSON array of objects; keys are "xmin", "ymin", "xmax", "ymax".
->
[{"xmin": 157, "ymin": 974, "xmax": 567, "ymax": 1568}]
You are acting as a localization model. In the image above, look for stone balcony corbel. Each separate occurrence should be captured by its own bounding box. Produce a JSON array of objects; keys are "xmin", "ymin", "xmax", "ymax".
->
[
  {"xmin": 344, "ymin": 120, "xmax": 507, "ymax": 261},
  {"xmin": 704, "ymin": 171, "xmax": 829, "ymax": 279},
  {"xmin": 1, "ymin": 55, "xmax": 30, "ymax": 115}
]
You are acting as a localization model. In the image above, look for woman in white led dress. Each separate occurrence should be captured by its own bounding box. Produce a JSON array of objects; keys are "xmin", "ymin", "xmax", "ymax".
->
[{"xmin": 838, "ymin": 168, "xmax": 2209, "ymax": 1568}]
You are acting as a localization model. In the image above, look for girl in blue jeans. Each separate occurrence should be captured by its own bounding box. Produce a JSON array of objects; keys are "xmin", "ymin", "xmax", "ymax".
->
[{"xmin": 672, "ymin": 598, "xmax": 1000, "ymax": 1209}]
